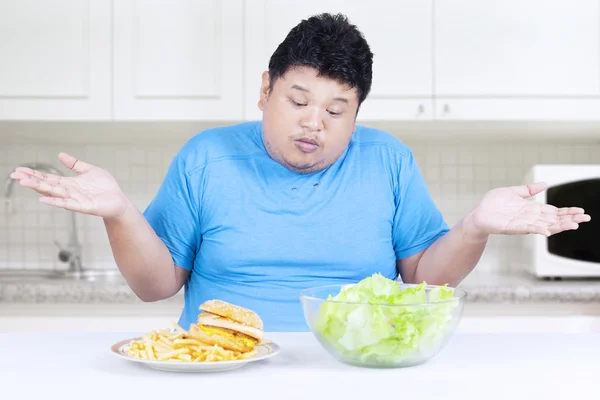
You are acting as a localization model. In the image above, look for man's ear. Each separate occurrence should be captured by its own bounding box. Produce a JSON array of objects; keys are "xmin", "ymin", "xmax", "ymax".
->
[{"xmin": 257, "ymin": 71, "xmax": 270, "ymax": 111}]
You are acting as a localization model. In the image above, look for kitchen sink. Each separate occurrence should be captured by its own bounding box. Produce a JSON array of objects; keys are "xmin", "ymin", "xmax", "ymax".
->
[{"xmin": 0, "ymin": 268, "xmax": 125, "ymax": 283}]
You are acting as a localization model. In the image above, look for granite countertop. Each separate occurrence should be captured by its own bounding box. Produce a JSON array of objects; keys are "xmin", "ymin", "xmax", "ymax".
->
[
  {"xmin": 0, "ymin": 274, "xmax": 184, "ymax": 304},
  {"xmin": 1, "ymin": 270, "xmax": 600, "ymax": 304},
  {"xmin": 458, "ymin": 272, "xmax": 600, "ymax": 303}
]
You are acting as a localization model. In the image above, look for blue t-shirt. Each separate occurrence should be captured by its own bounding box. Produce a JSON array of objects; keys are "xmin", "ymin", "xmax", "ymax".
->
[{"xmin": 143, "ymin": 121, "xmax": 449, "ymax": 332}]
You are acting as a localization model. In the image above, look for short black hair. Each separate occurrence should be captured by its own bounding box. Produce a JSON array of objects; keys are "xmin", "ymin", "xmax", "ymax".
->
[{"xmin": 268, "ymin": 13, "xmax": 374, "ymax": 108}]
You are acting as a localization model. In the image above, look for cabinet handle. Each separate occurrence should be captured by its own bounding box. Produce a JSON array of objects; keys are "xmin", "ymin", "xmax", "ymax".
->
[
  {"xmin": 443, "ymin": 104, "xmax": 450, "ymax": 114},
  {"xmin": 418, "ymin": 104, "xmax": 425, "ymax": 113}
]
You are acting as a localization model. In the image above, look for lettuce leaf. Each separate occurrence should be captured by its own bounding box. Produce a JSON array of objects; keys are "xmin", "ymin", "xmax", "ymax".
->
[{"xmin": 315, "ymin": 273, "xmax": 458, "ymax": 365}]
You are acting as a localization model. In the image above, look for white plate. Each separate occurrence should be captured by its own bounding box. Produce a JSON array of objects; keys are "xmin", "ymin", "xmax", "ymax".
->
[{"xmin": 110, "ymin": 337, "xmax": 280, "ymax": 373}]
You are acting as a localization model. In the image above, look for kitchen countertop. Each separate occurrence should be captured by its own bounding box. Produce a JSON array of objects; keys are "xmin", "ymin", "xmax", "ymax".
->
[
  {"xmin": 1, "ymin": 270, "xmax": 600, "ymax": 305},
  {"xmin": 1, "ymin": 331, "xmax": 597, "ymax": 399}
]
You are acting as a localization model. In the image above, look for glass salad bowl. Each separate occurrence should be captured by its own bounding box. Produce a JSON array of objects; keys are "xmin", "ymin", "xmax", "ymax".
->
[{"xmin": 299, "ymin": 274, "xmax": 467, "ymax": 368}]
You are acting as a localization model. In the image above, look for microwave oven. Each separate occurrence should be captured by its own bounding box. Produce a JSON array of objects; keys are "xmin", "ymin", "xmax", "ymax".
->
[{"xmin": 523, "ymin": 164, "xmax": 600, "ymax": 279}]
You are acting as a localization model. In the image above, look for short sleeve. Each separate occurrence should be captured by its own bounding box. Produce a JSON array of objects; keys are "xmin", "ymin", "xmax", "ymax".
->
[
  {"xmin": 143, "ymin": 154, "xmax": 201, "ymax": 270},
  {"xmin": 392, "ymin": 151, "xmax": 449, "ymax": 260}
]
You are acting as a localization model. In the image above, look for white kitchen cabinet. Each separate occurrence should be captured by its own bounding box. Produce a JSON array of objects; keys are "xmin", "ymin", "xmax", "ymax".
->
[
  {"xmin": 2, "ymin": 0, "xmax": 600, "ymax": 124},
  {"xmin": 112, "ymin": 0, "xmax": 244, "ymax": 120},
  {"xmin": 0, "ymin": 0, "xmax": 111, "ymax": 120},
  {"xmin": 244, "ymin": 0, "xmax": 434, "ymax": 121},
  {"xmin": 434, "ymin": 0, "xmax": 600, "ymax": 120}
]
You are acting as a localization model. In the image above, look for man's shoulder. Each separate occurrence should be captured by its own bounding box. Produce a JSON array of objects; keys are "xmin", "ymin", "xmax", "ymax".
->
[
  {"xmin": 176, "ymin": 121, "xmax": 263, "ymax": 172},
  {"xmin": 352, "ymin": 125, "xmax": 413, "ymax": 159},
  {"xmin": 183, "ymin": 120, "xmax": 261, "ymax": 153}
]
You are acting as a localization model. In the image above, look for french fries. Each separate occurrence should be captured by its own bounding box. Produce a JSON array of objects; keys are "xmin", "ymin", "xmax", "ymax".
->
[{"xmin": 126, "ymin": 323, "xmax": 258, "ymax": 362}]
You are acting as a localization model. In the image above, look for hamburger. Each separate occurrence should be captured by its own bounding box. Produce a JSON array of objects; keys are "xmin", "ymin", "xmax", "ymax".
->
[{"xmin": 190, "ymin": 300, "xmax": 264, "ymax": 353}]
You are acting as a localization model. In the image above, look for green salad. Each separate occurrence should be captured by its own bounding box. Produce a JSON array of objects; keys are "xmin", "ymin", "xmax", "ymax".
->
[{"xmin": 315, "ymin": 273, "xmax": 458, "ymax": 364}]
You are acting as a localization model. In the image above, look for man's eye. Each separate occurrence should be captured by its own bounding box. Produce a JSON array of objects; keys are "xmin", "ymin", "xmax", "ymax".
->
[
  {"xmin": 328, "ymin": 111, "xmax": 341, "ymax": 116},
  {"xmin": 290, "ymin": 100, "xmax": 306, "ymax": 107}
]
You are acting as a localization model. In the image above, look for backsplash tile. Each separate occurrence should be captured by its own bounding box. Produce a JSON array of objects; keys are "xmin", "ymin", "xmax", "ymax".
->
[{"xmin": 1, "ymin": 126, "xmax": 599, "ymax": 279}]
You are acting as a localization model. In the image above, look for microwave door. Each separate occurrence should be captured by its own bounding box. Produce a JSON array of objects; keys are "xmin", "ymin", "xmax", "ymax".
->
[{"xmin": 546, "ymin": 178, "xmax": 600, "ymax": 263}]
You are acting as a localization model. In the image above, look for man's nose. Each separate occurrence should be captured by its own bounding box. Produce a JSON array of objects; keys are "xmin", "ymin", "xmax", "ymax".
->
[{"xmin": 300, "ymin": 108, "xmax": 324, "ymax": 132}]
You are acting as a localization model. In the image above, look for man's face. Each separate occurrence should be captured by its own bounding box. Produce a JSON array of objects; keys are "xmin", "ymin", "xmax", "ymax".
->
[{"xmin": 258, "ymin": 66, "xmax": 358, "ymax": 174}]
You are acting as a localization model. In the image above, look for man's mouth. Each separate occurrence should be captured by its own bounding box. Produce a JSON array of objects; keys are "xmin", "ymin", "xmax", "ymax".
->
[{"xmin": 294, "ymin": 138, "xmax": 319, "ymax": 153}]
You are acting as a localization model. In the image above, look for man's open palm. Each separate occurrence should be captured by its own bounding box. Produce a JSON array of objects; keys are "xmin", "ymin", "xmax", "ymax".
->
[
  {"xmin": 9, "ymin": 152, "xmax": 130, "ymax": 220},
  {"xmin": 470, "ymin": 182, "xmax": 591, "ymax": 237}
]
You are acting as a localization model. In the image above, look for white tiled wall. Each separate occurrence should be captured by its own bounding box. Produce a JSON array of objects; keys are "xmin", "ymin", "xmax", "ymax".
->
[
  {"xmin": 410, "ymin": 140, "xmax": 600, "ymax": 277},
  {"xmin": 1, "ymin": 125, "xmax": 599, "ymax": 277},
  {"xmin": 1, "ymin": 140, "xmax": 180, "ymax": 271}
]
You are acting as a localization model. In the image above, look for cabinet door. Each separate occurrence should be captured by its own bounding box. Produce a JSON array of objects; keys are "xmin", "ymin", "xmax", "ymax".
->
[
  {"xmin": 244, "ymin": 0, "xmax": 434, "ymax": 121},
  {"xmin": 434, "ymin": 0, "xmax": 600, "ymax": 120},
  {"xmin": 0, "ymin": 0, "xmax": 111, "ymax": 120},
  {"xmin": 113, "ymin": 0, "xmax": 244, "ymax": 120}
]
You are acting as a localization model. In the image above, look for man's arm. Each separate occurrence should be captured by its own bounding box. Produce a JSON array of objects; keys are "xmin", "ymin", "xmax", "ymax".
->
[
  {"xmin": 397, "ymin": 213, "xmax": 487, "ymax": 287},
  {"xmin": 104, "ymin": 201, "xmax": 190, "ymax": 301},
  {"xmin": 397, "ymin": 182, "xmax": 591, "ymax": 287},
  {"xmin": 8, "ymin": 152, "xmax": 190, "ymax": 302}
]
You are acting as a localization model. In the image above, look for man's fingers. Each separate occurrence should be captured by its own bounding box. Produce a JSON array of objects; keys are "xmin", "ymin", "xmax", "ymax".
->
[
  {"xmin": 58, "ymin": 152, "xmax": 93, "ymax": 175},
  {"xmin": 540, "ymin": 205, "xmax": 590, "ymax": 223},
  {"xmin": 549, "ymin": 220, "xmax": 579, "ymax": 233},
  {"xmin": 572, "ymin": 213, "xmax": 591, "ymax": 223},
  {"xmin": 11, "ymin": 167, "xmax": 63, "ymax": 184},
  {"xmin": 543, "ymin": 215, "xmax": 584, "ymax": 234},
  {"xmin": 10, "ymin": 170, "xmax": 77, "ymax": 191},
  {"xmin": 516, "ymin": 217, "xmax": 579, "ymax": 236},
  {"xmin": 556, "ymin": 206, "xmax": 586, "ymax": 216},
  {"xmin": 511, "ymin": 181, "xmax": 548, "ymax": 198},
  {"xmin": 546, "ymin": 212, "xmax": 591, "ymax": 224},
  {"xmin": 519, "ymin": 223, "xmax": 551, "ymax": 237},
  {"xmin": 13, "ymin": 171, "xmax": 78, "ymax": 189},
  {"xmin": 10, "ymin": 171, "xmax": 91, "ymax": 212},
  {"xmin": 39, "ymin": 191, "xmax": 93, "ymax": 214},
  {"xmin": 10, "ymin": 171, "xmax": 30, "ymax": 181},
  {"xmin": 38, "ymin": 196, "xmax": 85, "ymax": 213},
  {"xmin": 17, "ymin": 177, "xmax": 72, "ymax": 199},
  {"xmin": 528, "ymin": 212, "xmax": 587, "ymax": 236}
]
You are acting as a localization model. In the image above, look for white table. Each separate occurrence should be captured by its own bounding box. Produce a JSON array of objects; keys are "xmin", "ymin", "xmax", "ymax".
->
[{"xmin": 1, "ymin": 331, "xmax": 597, "ymax": 399}]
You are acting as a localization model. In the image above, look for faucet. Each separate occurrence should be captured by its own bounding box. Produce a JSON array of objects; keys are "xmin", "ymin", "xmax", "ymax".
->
[{"xmin": 4, "ymin": 162, "xmax": 84, "ymax": 274}]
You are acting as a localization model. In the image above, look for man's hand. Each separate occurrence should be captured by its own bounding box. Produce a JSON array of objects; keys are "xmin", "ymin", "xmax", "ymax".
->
[
  {"xmin": 9, "ymin": 152, "xmax": 131, "ymax": 221},
  {"xmin": 466, "ymin": 181, "xmax": 591, "ymax": 239},
  {"xmin": 403, "ymin": 181, "xmax": 591, "ymax": 287}
]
